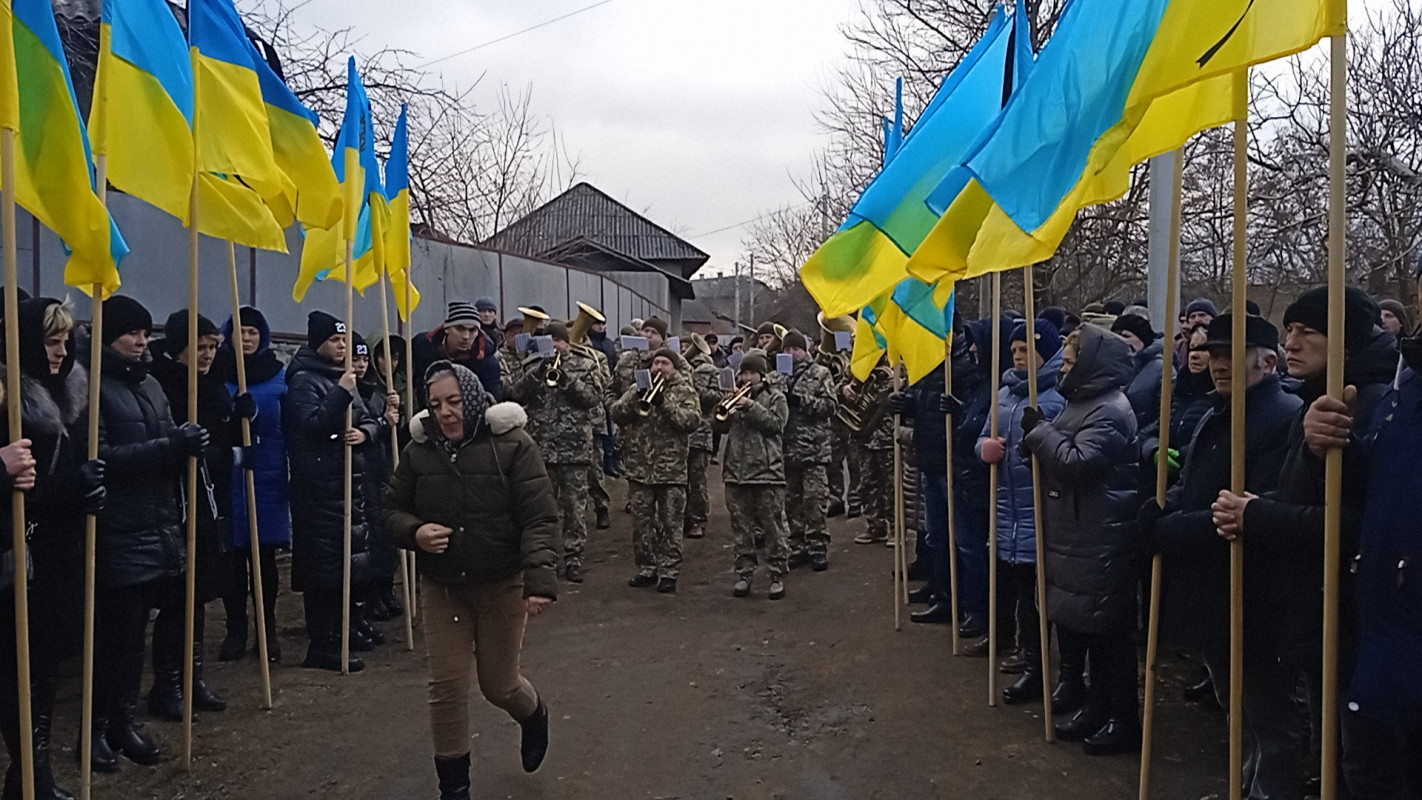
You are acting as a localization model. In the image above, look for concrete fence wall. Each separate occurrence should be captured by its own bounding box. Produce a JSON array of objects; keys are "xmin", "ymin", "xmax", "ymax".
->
[{"xmin": 16, "ymin": 192, "xmax": 671, "ymax": 341}]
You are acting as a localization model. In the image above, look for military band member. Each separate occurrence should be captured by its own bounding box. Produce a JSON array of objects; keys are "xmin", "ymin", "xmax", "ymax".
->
[
  {"xmin": 780, "ymin": 331, "xmax": 836, "ymax": 571},
  {"xmin": 683, "ymin": 334, "xmax": 722, "ymax": 540},
  {"xmin": 609, "ymin": 348, "xmax": 701, "ymax": 593},
  {"xmin": 713, "ymin": 353, "xmax": 791, "ymax": 600},
  {"xmin": 843, "ymin": 356, "xmax": 896, "ymax": 544},
  {"xmin": 508, "ymin": 323, "xmax": 602, "ymax": 583}
]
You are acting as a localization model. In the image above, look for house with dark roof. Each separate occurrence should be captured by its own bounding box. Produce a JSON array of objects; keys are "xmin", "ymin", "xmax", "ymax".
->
[{"xmin": 483, "ymin": 183, "xmax": 709, "ymax": 328}]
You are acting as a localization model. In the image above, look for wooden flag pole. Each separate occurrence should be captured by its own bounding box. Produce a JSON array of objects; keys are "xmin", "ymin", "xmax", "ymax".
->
[
  {"xmin": 3, "ymin": 125, "xmax": 37, "ymax": 800},
  {"xmin": 1227, "ymin": 68, "xmax": 1249, "ymax": 800},
  {"xmin": 1141, "ymin": 149, "xmax": 1186, "ymax": 800},
  {"xmin": 944, "ymin": 334, "xmax": 960, "ymax": 657},
  {"xmin": 987, "ymin": 271, "xmax": 1002, "ymax": 706},
  {"xmin": 225, "ymin": 242, "xmax": 273, "ymax": 707},
  {"xmin": 182, "ymin": 174, "xmax": 200, "ymax": 768},
  {"xmin": 892, "ymin": 359, "xmax": 904, "ymax": 631},
  {"xmin": 402, "ymin": 272, "xmax": 417, "ymax": 623},
  {"xmin": 341, "ymin": 240, "xmax": 354, "ymax": 676},
  {"xmin": 80, "ymin": 156, "xmax": 113, "ymax": 800},
  {"xmin": 378, "ymin": 271, "xmax": 415, "ymax": 651},
  {"xmin": 1022, "ymin": 266, "xmax": 1053, "ymax": 743},
  {"xmin": 1319, "ymin": 28, "xmax": 1347, "ymax": 800}
]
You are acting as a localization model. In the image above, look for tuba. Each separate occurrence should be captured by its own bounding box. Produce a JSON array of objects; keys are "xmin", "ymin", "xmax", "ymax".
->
[
  {"xmin": 817, "ymin": 312, "xmax": 854, "ymax": 382},
  {"xmin": 835, "ymin": 362, "xmax": 892, "ymax": 437},
  {"xmin": 518, "ymin": 306, "xmax": 550, "ymax": 333},
  {"xmin": 567, "ymin": 301, "xmax": 604, "ymax": 345}
]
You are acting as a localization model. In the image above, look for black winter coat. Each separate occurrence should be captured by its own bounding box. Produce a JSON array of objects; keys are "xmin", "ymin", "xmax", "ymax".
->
[
  {"xmin": 97, "ymin": 348, "xmax": 187, "ymax": 588},
  {"xmin": 1151, "ymin": 375, "xmax": 1300, "ymax": 658},
  {"xmin": 283, "ymin": 347, "xmax": 380, "ymax": 592},
  {"xmin": 149, "ymin": 346, "xmax": 236, "ymax": 602},
  {"xmin": 411, "ymin": 326, "xmax": 503, "ymax": 404},
  {"xmin": 951, "ymin": 333, "xmax": 994, "ymax": 515},
  {"xmin": 1238, "ymin": 329, "xmax": 1397, "ymax": 673},
  {"xmin": 1022, "ymin": 325, "xmax": 1141, "ymax": 635}
]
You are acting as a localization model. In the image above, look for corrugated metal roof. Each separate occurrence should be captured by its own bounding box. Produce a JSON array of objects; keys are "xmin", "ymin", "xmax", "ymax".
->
[{"xmin": 484, "ymin": 183, "xmax": 709, "ymax": 267}]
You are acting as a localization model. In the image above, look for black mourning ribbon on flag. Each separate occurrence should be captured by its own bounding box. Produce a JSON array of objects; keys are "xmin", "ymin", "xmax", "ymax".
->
[{"xmin": 1197, "ymin": 0, "xmax": 1258, "ymax": 68}]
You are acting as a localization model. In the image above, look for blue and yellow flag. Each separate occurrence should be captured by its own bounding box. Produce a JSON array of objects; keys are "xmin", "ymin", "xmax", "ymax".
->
[
  {"xmin": 384, "ymin": 104, "xmax": 420, "ymax": 321},
  {"xmin": 7, "ymin": 0, "xmax": 128, "ymax": 294},
  {"xmin": 800, "ymin": 7, "xmax": 1028, "ymax": 318},
  {"xmin": 188, "ymin": 0, "xmax": 287, "ymax": 251},
  {"xmin": 850, "ymin": 294, "xmax": 890, "ymax": 382},
  {"xmin": 253, "ymin": 47, "xmax": 340, "ymax": 231},
  {"xmin": 91, "ymin": 0, "xmax": 192, "ymax": 222},
  {"xmin": 908, "ymin": 0, "xmax": 1342, "ymax": 285},
  {"xmin": 295, "ymin": 57, "xmax": 384, "ymax": 301}
]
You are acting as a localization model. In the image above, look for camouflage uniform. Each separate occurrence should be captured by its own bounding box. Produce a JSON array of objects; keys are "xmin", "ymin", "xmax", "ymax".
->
[
  {"xmin": 498, "ymin": 344, "xmax": 524, "ymax": 397},
  {"xmin": 684, "ymin": 350, "xmax": 722, "ymax": 536},
  {"xmin": 508, "ymin": 347, "xmax": 601, "ymax": 570},
  {"xmin": 783, "ymin": 358, "xmax": 836, "ymax": 558},
  {"xmin": 713, "ymin": 382, "xmax": 790, "ymax": 580},
  {"xmin": 584, "ymin": 346, "xmax": 613, "ymax": 517},
  {"xmin": 834, "ymin": 365, "xmax": 895, "ymax": 542},
  {"xmin": 609, "ymin": 369, "xmax": 701, "ymax": 580},
  {"xmin": 829, "ymin": 419, "xmax": 863, "ymax": 514}
]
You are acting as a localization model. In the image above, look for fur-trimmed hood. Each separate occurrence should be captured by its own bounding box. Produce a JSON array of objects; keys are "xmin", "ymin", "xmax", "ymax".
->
[
  {"xmin": 409, "ymin": 401, "xmax": 527, "ymax": 444},
  {"xmin": 0, "ymin": 361, "xmax": 88, "ymax": 437}
]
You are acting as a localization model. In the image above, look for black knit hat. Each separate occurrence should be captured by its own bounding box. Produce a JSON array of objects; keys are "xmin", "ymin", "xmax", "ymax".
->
[
  {"xmin": 307, "ymin": 310, "xmax": 345, "ymax": 350},
  {"xmin": 739, "ymin": 353, "xmax": 768, "ymax": 374},
  {"xmin": 1111, "ymin": 313, "xmax": 1156, "ymax": 347},
  {"xmin": 781, "ymin": 330, "xmax": 808, "ymax": 352},
  {"xmin": 650, "ymin": 347, "xmax": 678, "ymax": 365},
  {"xmin": 162, "ymin": 309, "xmax": 219, "ymax": 356},
  {"xmin": 444, "ymin": 301, "xmax": 478, "ymax": 327},
  {"xmin": 352, "ymin": 332, "xmax": 369, "ymax": 358},
  {"xmin": 546, "ymin": 322, "xmax": 570, "ymax": 343},
  {"xmin": 641, "ymin": 317, "xmax": 668, "ymax": 338},
  {"xmin": 102, "ymin": 295, "xmax": 153, "ymax": 345},
  {"xmin": 1185, "ymin": 298, "xmax": 1218, "ymax": 319},
  {"xmin": 1282, "ymin": 286, "xmax": 1379, "ymax": 355}
]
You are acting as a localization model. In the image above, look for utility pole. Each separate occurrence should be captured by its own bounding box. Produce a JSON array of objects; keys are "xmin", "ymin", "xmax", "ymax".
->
[
  {"xmin": 734, "ymin": 260, "xmax": 742, "ymax": 332},
  {"xmin": 748, "ymin": 254, "xmax": 756, "ymax": 324}
]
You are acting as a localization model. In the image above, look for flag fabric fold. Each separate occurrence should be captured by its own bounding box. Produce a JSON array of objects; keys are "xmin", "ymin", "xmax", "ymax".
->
[
  {"xmin": 908, "ymin": 0, "xmax": 1341, "ymax": 286},
  {"xmin": 384, "ymin": 104, "xmax": 420, "ymax": 321},
  {"xmin": 251, "ymin": 30, "xmax": 340, "ymax": 230},
  {"xmin": 800, "ymin": 7, "xmax": 1021, "ymax": 318},
  {"xmin": 9, "ymin": 0, "xmax": 128, "ymax": 294}
]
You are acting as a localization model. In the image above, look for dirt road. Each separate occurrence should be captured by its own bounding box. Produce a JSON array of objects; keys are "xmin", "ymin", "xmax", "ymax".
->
[{"xmin": 47, "ymin": 471, "xmax": 1229, "ymax": 799}]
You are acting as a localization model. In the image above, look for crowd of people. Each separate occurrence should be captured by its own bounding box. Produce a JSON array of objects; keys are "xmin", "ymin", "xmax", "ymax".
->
[{"xmin": 0, "ymin": 269, "xmax": 1417, "ymax": 799}]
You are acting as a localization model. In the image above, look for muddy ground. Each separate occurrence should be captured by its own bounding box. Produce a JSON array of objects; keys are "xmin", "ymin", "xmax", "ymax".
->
[{"xmin": 34, "ymin": 470, "xmax": 1231, "ymax": 800}]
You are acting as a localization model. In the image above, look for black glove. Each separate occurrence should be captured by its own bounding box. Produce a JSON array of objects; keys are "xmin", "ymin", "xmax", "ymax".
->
[
  {"xmin": 937, "ymin": 393, "xmax": 963, "ymax": 417},
  {"xmin": 78, "ymin": 459, "xmax": 106, "ymax": 515},
  {"xmin": 887, "ymin": 392, "xmax": 911, "ymax": 417},
  {"xmin": 232, "ymin": 392, "xmax": 258, "ymax": 422},
  {"xmin": 1020, "ymin": 405, "xmax": 1045, "ymax": 435},
  {"xmin": 170, "ymin": 423, "xmax": 210, "ymax": 458},
  {"xmin": 787, "ymin": 393, "xmax": 801, "ymax": 409}
]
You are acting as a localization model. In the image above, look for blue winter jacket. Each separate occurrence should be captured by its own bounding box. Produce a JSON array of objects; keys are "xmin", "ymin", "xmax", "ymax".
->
[
  {"xmin": 219, "ymin": 308, "xmax": 291, "ymax": 548},
  {"xmin": 975, "ymin": 348, "xmax": 1066, "ymax": 565}
]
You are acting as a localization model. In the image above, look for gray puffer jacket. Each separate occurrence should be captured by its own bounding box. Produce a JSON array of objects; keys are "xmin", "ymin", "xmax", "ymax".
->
[{"xmin": 1023, "ymin": 325, "xmax": 1141, "ymax": 635}]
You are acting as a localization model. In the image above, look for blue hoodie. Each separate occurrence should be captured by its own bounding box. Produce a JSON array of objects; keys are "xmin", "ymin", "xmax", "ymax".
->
[{"xmin": 219, "ymin": 307, "xmax": 291, "ymax": 548}]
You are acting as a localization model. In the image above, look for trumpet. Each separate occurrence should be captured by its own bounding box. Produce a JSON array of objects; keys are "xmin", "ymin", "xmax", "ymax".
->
[
  {"xmin": 633, "ymin": 375, "xmax": 667, "ymax": 417},
  {"xmin": 713, "ymin": 384, "xmax": 754, "ymax": 422},
  {"xmin": 543, "ymin": 351, "xmax": 563, "ymax": 387}
]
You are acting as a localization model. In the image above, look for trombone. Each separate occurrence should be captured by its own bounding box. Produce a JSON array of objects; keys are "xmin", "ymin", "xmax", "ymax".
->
[
  {"xmin": 714, "ymin": 384, "xmax": 753, "ymax": 422},
  {"xmin": 633, "ymin": 375, "xmax": 667, "ymax": 417}
]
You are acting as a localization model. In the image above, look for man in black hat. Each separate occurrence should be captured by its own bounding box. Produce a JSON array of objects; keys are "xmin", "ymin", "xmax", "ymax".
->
[
  {"xmin": 1211, "ymin": 287, "xmax": 1400, "ymax": 796},
  {"xmin": 475, "ymin": 296, "xmax": 500, "ymax": 342},
  {"xmin": 1143, "ymin": 313, "xmax": 1302, "ymax": 786}
]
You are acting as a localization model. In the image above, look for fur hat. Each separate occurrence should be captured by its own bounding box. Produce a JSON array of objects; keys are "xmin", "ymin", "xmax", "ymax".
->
[{"xmin": 1110, "ymin": 313, "xmax": 1156, "ymax": 347}]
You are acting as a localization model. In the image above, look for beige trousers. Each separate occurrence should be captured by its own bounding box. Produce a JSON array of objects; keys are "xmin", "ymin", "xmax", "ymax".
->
[{"xmin": 422, "ymin": 575, "xmax": 540, "ymax": 757}]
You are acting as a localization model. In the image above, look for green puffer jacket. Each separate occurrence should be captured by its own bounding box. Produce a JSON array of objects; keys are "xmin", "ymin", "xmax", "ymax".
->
[
  {"xmin": 383, "ymin": 401, "xmax": 561, "ymax": 599},
  {"xmin": 713, "ymin": 382, "xmax": 788, "ymax": 485},
  {"xmin": 609, "ymin": 370, "xmax": 701, "ymax": 485}
]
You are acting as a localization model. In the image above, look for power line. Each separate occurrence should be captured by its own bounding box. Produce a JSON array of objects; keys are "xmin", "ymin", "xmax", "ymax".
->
[
  {"xmin": 417, "ymin": 0, "xmax": 617, "ymax": 68},
  {"xmin": 689, "ymin": 201, "xmax": 815, "ymax": 239}
]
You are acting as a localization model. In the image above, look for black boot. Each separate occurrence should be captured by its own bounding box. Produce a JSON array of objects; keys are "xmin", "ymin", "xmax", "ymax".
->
[
  {"xmin": 378, "ymin": 583, "xmax": 404, "ymax": 619},
  {"xmin": 910, "ymin": 602, "xmax": 955, "ymax": 624},
  {"xmin": 519, "ymin": 698, "xmax": 549, "ymax": 773},
  {"xmin": 80, "ymin": 714, "xmax": 118, "ymax": 774},
  {"xmin": 433, "ymin": 753, "xmax": 471, "ymax": 800},
  {"xmin": 1002, "ymin": 647, "xmax": 1044, "ymax": 705},
  {"xmin": 30, "ymin": 677, "xmax": 75, "ymax": 800},
  {"xmin": 192, "ymin": 653, "xmax": 227, "ymax": 713},
  {"xmin": 1051, "ymin": 675, "xmax": 1087, "ymax": 715},
  {"xmin": 219, "ymin": 595, "xmax": 247, "ymax": 662},
  {"xmin": 145, "ymin": 667, "xmax": 185, "ymax": 723},
  {"xmin": 1083, "ymin": 717, "xmax": 1142, "ymax": 756},
  {"xmin": 302, "ymin": 592, "xmax": 364, "ymax": 673},
  {"xmin": 105, "ymin": 704, "xmax": 161, "ymax": 766},
  {"xmin": 906, "ymin": 584, "xmax": 933, "ymax": 605},
  {"xmin": 354, "ymin": 602, "xmax": 385, "ymax": 646},
  {"xmin": 1054, "ymin": 704, "xmax": 1109, "ymax": 743}
]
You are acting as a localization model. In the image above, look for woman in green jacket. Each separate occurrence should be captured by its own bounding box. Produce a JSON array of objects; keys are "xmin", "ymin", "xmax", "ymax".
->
[{"xmin": 384, "ymin": 360, "xmax": 560, "ymax": 800}]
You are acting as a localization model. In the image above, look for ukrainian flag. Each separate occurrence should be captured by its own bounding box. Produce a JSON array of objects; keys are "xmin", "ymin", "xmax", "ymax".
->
[
  {"xmin": 189, "ymin": 0, "xmax": 287, "ymax": 251},
  {"xmin": 295, "ymin": 57, "xmax": 384, "ymax": 302},
  {"xmin": 384, "ymin": 104, "xmax": 420, "ymax": 321},
  {"xmin": 7, "ymin": 0, "xmax": 128, "ymax": 294},
  {"xmin": 907, "ymin": 0, "xmax": 1343, "ymax": 285},
  {"xmin": 850, "ymin": 294, "xmax": 890, "ymax": 382},
  {"xmin": 800, "ymin": 6, "xmax": 1029, "ymax": 318},
  {"xmin": 883, "ymin": 278, "xmax": 956, "ymax": 383},
  {"xmin": 250, "ymin": 31, "xmax": 340, "ymax": 230}
]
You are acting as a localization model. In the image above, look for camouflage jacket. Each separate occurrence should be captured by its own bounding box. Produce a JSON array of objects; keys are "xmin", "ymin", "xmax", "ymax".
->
[
  {"xmin": 507, "ymin": 348, "xmax": 601, "ymax": 464},
  {"xmin": 614, "ymin": 348, "xmax": 691, "ymax": 397},
  {"xmin": 581, "ymin": 344, "xmax": 611, "ymax": 436},
  {"xmin": 498, "ymin": 345, "xmax": 523, "ymax": 396},
  {"xmin": 783, "ymin": 359, "xmax": 836, "ymax": 465},
  {"xmin": 687, "ymin": 351, "xmax": 722, "ymax": 452},
  {"xmin": 835, "ymin": 368, "xmax": 896, "ymax": 451},
  {"xmin": 608, "ymin": 369, "xmax": 701, "ymax": 484},
  {"xmin": 713, "ymin": 382, "xmax": 787, "ymax": 485}
]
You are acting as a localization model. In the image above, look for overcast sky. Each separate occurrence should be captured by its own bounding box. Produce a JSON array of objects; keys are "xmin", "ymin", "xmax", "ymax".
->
[{"xmin": 281, "ymin": 0, "xmax": 862, "ymax": 277}]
